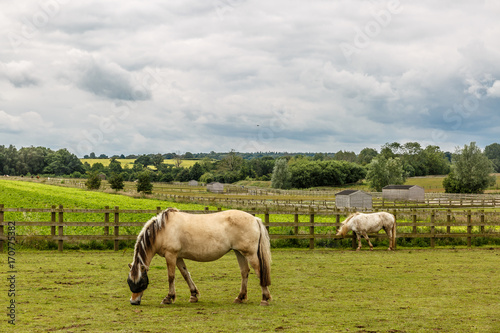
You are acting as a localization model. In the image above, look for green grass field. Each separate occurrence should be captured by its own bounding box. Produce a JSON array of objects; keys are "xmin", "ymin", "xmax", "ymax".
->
[{"xmin": 4, "ymin": 249, "xmax": 499, "ymax": 332}]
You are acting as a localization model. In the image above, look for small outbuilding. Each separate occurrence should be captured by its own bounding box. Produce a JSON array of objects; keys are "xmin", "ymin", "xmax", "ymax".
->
[
  {"xmin": 382, "ymin": 185, "xmax": 425, "ymax": 202},
  {"xmin": 335, "ymin": 190, "xmax": 372, "ymax": 209},
  {"xmin": 188, "ymin": 180, "xmax": 199, "ymax": 186},
  {"xmin": 206, "ymin": 182, "xmax": 224, "ymax": 194}
]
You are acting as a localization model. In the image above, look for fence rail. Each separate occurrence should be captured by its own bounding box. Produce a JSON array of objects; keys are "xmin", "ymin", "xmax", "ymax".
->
[{"xmin": 1, "ymin": 205, "xmax": 499, "ymax": 252}]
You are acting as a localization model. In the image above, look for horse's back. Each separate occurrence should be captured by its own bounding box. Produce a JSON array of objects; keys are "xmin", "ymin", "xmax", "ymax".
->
[
  {"xmin": 352, "ymin": 212, "xmax": 394, "ymax": 233},
  {"xmin": 163, "ymin": 210, "xmax": 261, "ymax": 261}
]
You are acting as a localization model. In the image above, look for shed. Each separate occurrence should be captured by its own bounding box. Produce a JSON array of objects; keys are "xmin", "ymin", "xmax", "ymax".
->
[
  {"xmin": 188, "ymin": 180, "xmax": 199, "ymax": 186},
  {"xmin": 335, "ymin": 190, "xmax": 372, "ymax": 209},
  {"xmin": 382, "ymin": 185, "xmax": 424, "ymax": 202},
  {"xmin": 207, "ymin": 182, "xmax": 224, "ymax": 194}
]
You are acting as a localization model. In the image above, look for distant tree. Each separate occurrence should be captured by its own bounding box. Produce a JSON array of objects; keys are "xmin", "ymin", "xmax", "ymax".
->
[
  {"xmin": 271, "ymin": 158, "xmax": 291, "ymax": 189},
  {"xmin": 366, "ymin": 156, "xmax": 406, "ymax": 191},
  {"xmin": 108, "ymin": 173, "xmax": 124, "ymax": 191},
  {"xmin": 443, "ymin": 142, "xmax": 495, "ymax": 193},
  {"xmin": 333, "ymin": 150, "xmax": 357, "ymax": 163},
  {"xmin": 44, "ymin": 149, "xmax": 84, "ymax": 175},
  {"xmin": 151, "ymin": 153, "xmax": 164, "ymax": 169},
  {"xmin": 189, "ymin": 162, "xmax": 204, "ymax": 181},
  {"xmin": 484, "ymin": 143, "xmax": 500, "ymax": 172},
  {"xmin": 219, "ymin": 149, "xmax": 243, "ymax": 171},
  {"xmin": 136, "ymin": 171, "xmax": 153, "ymax": 194},
  {"xmin": 85, "ymin": 171, "xmax": 101, "ymax": 190},
  {"xmin": 89, "ymin": 152, "xmax": 96, "ymax": 158},
  {"xmin": 357, "ymin": 148, "xmax": 378, "ymax": 165},
  {"xmin": 184, "ymin": 152, "xmax": 194, "ymax": 159},
  {"xmin": 200, "ymin": 172, "xmax": 215, "ymax": 184},
  {"xmin": 108, "ymin": 158, "xmax": 123, "ymax": 174},
  {"xmin": 135, "ymin": 155, "xmax": 152, "ymax": 167},
  {"xmin": 98, "ymin": 154, "xmax": 108, "ymax": 159}
]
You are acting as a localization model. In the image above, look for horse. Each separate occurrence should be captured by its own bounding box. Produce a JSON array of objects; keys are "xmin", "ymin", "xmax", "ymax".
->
[
  {"xmin": 336, "ymin": 212, "xmax": 396, "ymax": 251},
  {"xmin": 127, "ymin": 208, "xmax": 272, "ymax": 306}
]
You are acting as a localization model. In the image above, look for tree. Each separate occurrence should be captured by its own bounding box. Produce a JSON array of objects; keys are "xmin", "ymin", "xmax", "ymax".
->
[
  {"xmin": 85, "ymin": 171, "xmax": 101, "ymax": 190},
  {"xmin": 151, "ymin": 153, "xmax": 164, "ymax": 169},
  {"xmin": 366, "ymin": 156, "xmax": 406, "ymax": 191},
  {"xmin": 271, "ymin": 158, "xmax": 291, "ymax": 189},
  {"xmin": 189, "ymin": 162, "xmax": 204, "ymax": 181},
  {"xmin": 357, "ymin": 148, "xmax": 378, "ymax": 165},
  {"xmin": 219, "ymin": 150, "xmax": 243, "ymax": 171},
  {"xmin": 108, "ymin": 173, "xmax": 124, "ymax": 191},
  {"xmin": 136, "ymin": 171, "xmax": 153, "ymax": 194},
  {"xmin": 443, "ymin": 142, "xmax": 495, "ymax": 193},
  {"xmin": 485, "ymin": 143, "xmax": 500, "ymax": 172},
  {"xmin": 108, "ymin": 158, "xmax": 123, "ymax": 174}
]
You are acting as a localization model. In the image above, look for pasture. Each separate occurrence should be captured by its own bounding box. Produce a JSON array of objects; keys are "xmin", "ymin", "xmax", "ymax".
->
[
  {"xmin": 4, "ymin": 248, "xmax": 499, "ymax": 332},
  {"xmin": 80, "ymin": 158, "xmax": 200, "ymax": 168}
]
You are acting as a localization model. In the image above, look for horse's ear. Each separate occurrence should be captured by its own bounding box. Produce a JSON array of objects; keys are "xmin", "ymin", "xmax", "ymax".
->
[{"xmin": 128, "ymin": 263, "xmax": 132, "ymax": 269}]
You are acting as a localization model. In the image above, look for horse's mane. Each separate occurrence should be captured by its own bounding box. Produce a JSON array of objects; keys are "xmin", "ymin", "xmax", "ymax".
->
[
  {"xmin": 342, "ymin": 212, "xmax": 360, "ymax": 225},
  {"xmin": 131, "ymin": 208, "xmax": 179, "ymax": 279}
]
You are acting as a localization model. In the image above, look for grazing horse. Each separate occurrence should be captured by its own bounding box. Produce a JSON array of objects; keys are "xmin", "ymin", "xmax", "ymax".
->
[
  {"xmin": 336, "ymin": 212, "xmax": 396, "ymax": 251},
  {"xmin": 127, "ymin": 208, "xmax": 272, "ymax": 306}
]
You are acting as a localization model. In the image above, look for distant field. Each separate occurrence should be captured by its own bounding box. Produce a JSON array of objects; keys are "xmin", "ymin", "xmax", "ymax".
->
[{"xmin": 80, "ymin": 158, "xmax": 200, "ymax": 168}]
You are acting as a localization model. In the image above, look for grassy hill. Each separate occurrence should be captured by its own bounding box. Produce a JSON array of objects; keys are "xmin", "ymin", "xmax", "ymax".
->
[{"xmin": 80, "ymin": 158, "xmax": 200, "ymax": 168}]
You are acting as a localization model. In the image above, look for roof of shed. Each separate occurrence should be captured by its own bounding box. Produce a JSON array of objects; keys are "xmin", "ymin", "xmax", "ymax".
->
[
  {"xmin": 336, "ymin": 190, "xmax": 360, "ymax": 196},
  {"xmin": 383, "ymin": 185, "xmax": 418, "ymax": 190}
]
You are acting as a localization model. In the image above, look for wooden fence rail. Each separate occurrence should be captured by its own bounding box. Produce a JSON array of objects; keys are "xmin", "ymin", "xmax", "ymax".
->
[{"xmin": 1, "ymin": 205, "xmax": 499, "ymax": 252}]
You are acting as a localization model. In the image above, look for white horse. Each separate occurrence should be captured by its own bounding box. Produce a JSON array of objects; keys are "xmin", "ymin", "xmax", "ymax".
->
[
  {"xmin": 336, "ymin": 212, "xmax": 396, "ymax": 251},
  {"xmin": 127, "ymin": 208, "xmax": 272, "ymax": 306}
]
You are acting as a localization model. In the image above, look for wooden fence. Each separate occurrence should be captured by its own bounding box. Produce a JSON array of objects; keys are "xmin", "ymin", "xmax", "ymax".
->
[{"xmin": 1, "ymin": 205, "xmax": 499, "ymax": 252}]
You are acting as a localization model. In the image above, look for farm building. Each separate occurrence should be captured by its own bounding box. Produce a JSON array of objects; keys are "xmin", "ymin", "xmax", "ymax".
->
[
  {"xmin": 188, "ymin": 180, "xmax": 199, "ymax": 186},
  {"xmin": 382, "ymin": 185, "xmax": 425, "ymax": 201},
  {"xmin": 335, "ymin": 190, "xmax": 372, "ymax": 209},
  {"xmin": 207, "ymin": 182, "xmax": 224, "ymax": 194}
]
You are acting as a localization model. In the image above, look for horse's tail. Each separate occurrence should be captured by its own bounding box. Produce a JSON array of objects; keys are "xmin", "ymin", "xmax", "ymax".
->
[
  {"xmin": 256, "ymin": 217, "xmax": 272, "ymax": 287},
  {"xmin": 391, "ymin": 213, "xmax": 397, "ymax": 249}
]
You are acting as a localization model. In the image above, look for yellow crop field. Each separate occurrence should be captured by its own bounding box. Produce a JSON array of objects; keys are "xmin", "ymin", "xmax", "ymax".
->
[{"xmin": 80, "ymin": 158, "xmax": 199, "ymax": 168}]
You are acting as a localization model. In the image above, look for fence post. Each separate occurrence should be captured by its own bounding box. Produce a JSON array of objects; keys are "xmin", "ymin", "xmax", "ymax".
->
[
  {"xmin": 430, "ymin": 210, "xmax": 435, "ymax": 249},
  {"xmin": 412, "ymin": 210, "xmax": 417, "ymax": 234},
  {"xmin": 446, "ymin": 209, "xmax": 451, "ymax": 234},
  {"xmin": 480, "ymin": 210, "xmax": 485, "ymax": 234},
  {"xmin": 0, "ymin": 204, "xmax": 4, "ymax": 252},
  {"xmin": 309, "ymin": 208, "xmax": 315, "ymax": 250},
  {"xmin": 114, "ymin": 206, "xmax": 120, "ymax": 251},
  {"xmin": 265, "ymin": 209, "xmax": 270, "ymax": 234},
  {"xmin": 51, "ymin": 205, "xmax": 56, "ymax": 238},
  {"xmin": 104, "ymin": 206, "xmax": 110, "ymax": 236},
  {"xmin": 294, "ymin": 207, "xmax": 299, "ymax": 236},
  {"xmin": 58, "ymin": 205, "xmax": 64, "ymax": 252},
  {"xmin": 467, "ymin": 210, "xmax": 472, "ymax": 248},
  {"xmin": 204, "ymin": 207, "xmax": 209, "ymax": 214}
]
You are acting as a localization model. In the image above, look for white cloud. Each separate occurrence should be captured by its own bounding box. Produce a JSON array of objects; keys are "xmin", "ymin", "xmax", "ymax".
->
[{"xmin": 1, "ymin": 0, "xmax": 500, "ymax": 155}]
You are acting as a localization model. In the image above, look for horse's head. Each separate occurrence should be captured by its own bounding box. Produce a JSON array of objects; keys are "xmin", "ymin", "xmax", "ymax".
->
[
  {"xmin": 127, "ymin": 263, "xmax": 149, "ymax": 305},
  {"xmin": 336, "ymin": 222, "xmax": 349, "ymax": 237}
]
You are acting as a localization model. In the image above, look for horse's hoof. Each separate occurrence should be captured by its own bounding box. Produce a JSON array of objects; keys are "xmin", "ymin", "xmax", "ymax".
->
[
  {"xmin": 189, "ymin": 296, "xmax": 198, "ymax": 303},
  {"xmin": 356, "ymin": 248, "xmax": 361, "ymax": 251},
  {"xmin": 161, "ymin": 297, "xmax": 174, "ymax": 305},
  {"xmin": 260, "ymin": 300, "xmax": 270, "ymax": 306},
  {"xmin": 130, "ymin": 300, "xmax": 141, "ymax": 306},
  {"xmin": 370, "ymin": 248, "xmax": 374, "ymax": 251},
  {"xmin": 234, "ymin": 297, "xmax": 246, "ymax": 304}
]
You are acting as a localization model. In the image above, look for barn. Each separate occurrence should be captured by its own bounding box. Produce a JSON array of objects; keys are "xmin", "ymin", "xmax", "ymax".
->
[
  {"xmin": 335, "ymin": 190, "xmax": 372, "ymax": 209},
  {"xmin": 188, "ymin": 180, "xmax": 199, "ymax": 186},
  {"xmin": 382, "ymin": 185, "xmax": 425, "ymax": 201},
  {"xmin": 206, "ymin": 182, "xmax": 224, "ymax": 194}
]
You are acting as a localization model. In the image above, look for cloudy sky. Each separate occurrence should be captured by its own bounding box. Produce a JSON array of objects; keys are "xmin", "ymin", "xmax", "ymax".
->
[{"xmin": 1, "ymin": 0, "xmax": 500, "ymax": 156}]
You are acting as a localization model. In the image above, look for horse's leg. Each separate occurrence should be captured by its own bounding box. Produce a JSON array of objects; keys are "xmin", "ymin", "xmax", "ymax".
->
[
  {"xmin": 161, "ymin": 254, "xmax": 177, "ymax": 304},
  {"xmin": 361, "ymin": 231, "xmax": 374, "ymax": 251},
  {"xmin": 245, "ymin": 253, "xmax": 271, "ymax": 306},
  {"xmin": 356, "ymin": 233, "xmax": 362, "ymax": 251},
  {"xmin": 233, "ymin": 250, "xmax": 250, "ymax": 304},
  {"xmin": 176, "ymin": 258, "xmax": 200, "ymax": 303},
  {"xmin": 386, "ymin": 228, "xmax": 393, "ymax": 251}
]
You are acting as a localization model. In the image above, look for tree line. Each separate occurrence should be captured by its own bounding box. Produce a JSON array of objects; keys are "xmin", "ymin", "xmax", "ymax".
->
[{"xmin": 1, "ymin": 141, "xmax": 499, "ymax": 193}]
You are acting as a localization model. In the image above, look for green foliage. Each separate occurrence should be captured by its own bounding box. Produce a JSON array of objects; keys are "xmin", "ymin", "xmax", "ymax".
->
[
  {"xmin": 85, "ymin": 171, "xmax": 102, "ymax": 190},
  {"xmin": 366, "ymin": 156, "xmax": 406, "ymax": 191},
  {"xmin": 485, "ymin": 142, "xmax": 500, "ymax": 172},
  {"xmin": 108, "ymin": 173, "xmax": 124, "ymax": 191},
  {"xmin": 271, "ymin": 158, "xmax": 291, "ymax": 189},
  {"xmin": 443, "ymin": 142, "xmax": 495, "ymax": 193},
  {"xmin": 136, "ymin": 170, "xmax": 153, "ymax": 194},
  {"xmin": 288, "ymin": 159, "xmax": 366, "ymax": 188}
]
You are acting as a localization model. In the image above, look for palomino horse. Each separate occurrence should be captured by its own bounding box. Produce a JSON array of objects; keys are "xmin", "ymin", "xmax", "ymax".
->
[
  {"xmin": 336, "ymin": 212, "xmax": 396, "ymax": 251},
  {"xmin": 127, "ymin": 208, "xmax": 272, "ymax": 306}
]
